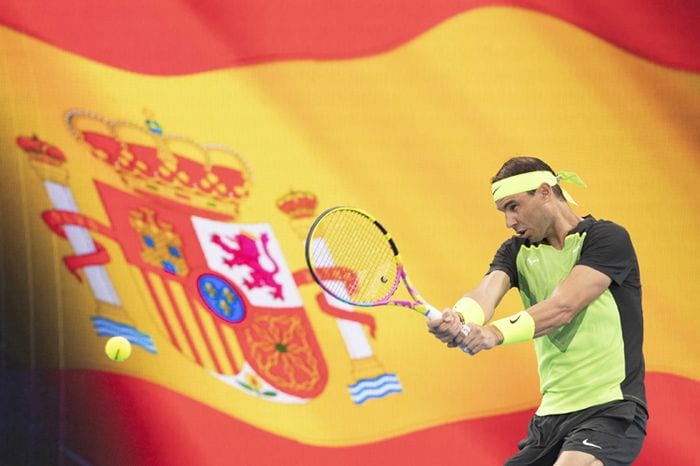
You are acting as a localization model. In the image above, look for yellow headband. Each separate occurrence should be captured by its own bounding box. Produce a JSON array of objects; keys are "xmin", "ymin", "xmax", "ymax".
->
[{"xmin": 491, "ymin": 170, "xmax": 586, "ymax": 205}]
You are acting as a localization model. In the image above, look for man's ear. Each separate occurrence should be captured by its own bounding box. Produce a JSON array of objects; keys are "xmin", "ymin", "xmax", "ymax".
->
[{"xmin": 537, "ymin": 182, "xmax": 553, "ymax": 200}]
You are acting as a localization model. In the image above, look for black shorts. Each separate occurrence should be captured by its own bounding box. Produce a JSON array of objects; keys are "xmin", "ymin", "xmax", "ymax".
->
[{"xmin": 505, "ymin": 400, "xmax": 648, "ymax": 466}]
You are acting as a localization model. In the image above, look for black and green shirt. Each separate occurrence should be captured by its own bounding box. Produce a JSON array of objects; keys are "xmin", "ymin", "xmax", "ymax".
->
[{"xmin": 488, "ymin": 215, "xmax": 646, "ymax": 415}]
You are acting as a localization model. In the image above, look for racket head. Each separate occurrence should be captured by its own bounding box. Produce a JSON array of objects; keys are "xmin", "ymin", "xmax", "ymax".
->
[{"xmin": 305, "ymin": 206, "xmax": 401, "ymax": 307}]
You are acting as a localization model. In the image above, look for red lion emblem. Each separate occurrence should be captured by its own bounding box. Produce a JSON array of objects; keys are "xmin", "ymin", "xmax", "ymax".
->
[{"xmin": 211, "ymin": 231, "xmax": 284, "ymax": 300}]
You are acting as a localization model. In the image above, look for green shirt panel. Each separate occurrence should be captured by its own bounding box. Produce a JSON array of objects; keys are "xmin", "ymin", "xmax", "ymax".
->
[{"xmin": 516, "ymin": 232, "xmax": 626, "ymax": 415}]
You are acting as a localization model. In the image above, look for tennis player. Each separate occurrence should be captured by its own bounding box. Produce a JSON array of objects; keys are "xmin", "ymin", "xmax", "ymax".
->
[{"xmin": 428, "ymin": 157, "xmax": 647, "ymax": 466}]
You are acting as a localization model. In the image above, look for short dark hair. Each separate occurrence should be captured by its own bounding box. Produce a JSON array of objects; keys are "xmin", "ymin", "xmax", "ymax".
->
[{"xmin": 492, "ymin": 156, "xmax": 565, "ymax": 201}]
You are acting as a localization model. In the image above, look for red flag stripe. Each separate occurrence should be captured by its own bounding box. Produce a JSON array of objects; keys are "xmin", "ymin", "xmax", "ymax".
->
[
  {"xmin": 212, "ymin": 319, "xmax": 240, "ymax": 375},
  {"xmin": 1, "ymin": 0, "xmax": 698, "ymax": 75},
  {"xmin": 186, "ymin": 294, "xmax": 226, "ymax": 375},
  {"xmin": 161, "ymin": 278, "xmax": 205, "ymax": 367},
  {"xmin": 51, "ymin": 370, "xmax": 698, "ymax": 466},
  {"xmin": 141, "ymin": 270, "xmax": 182, "ymax": 353}
]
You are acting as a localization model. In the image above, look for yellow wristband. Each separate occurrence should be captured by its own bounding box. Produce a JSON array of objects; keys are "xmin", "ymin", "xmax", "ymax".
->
[
  {"xmin": 452, "ymin": 297, "xmax": 485, "ymax": 325},
  {"xmin": 491, "ymin": 311, "xmax": 535, "ymax": 345}
]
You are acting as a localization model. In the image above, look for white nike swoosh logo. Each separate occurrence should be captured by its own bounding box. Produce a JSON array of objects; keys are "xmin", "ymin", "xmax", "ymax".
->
[{"xmin": 582, "ymin": 439, "xmax": 602, "ymax": 449}]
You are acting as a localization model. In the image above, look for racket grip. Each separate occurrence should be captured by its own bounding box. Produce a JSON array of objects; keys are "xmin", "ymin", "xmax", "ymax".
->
[
  {"xmin": 424, "ymin": 305, "xmax": 472, "ymax": 355},
  {"xmin": 424, "ymin": 306, "xmax": 443, "ymax": 320}
]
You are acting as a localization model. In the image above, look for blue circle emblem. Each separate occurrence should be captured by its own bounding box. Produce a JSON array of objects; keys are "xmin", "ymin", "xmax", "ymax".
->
[{"xmin": 197, "ymin": 274, "xmax": 245, "ymax": 323}]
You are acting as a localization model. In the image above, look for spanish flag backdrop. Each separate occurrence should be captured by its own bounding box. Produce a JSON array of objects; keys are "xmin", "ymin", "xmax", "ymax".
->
[{"xmin": 1, "ymin": 1, "xmax": 699, "ymax": 465}]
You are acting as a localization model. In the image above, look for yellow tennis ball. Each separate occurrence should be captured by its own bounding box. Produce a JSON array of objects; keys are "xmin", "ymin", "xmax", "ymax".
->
[{"xmin": 105, "ymin": 336, "xmax": 132, "ymax": 362}]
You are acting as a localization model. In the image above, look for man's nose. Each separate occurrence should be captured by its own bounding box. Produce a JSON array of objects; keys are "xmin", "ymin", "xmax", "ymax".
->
[{"xmin": 505, "ymin": 212, "xmax": 517, "ymax": 229}]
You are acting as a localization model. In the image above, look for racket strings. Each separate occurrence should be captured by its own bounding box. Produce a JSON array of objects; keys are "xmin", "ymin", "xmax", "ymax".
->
[{"xmin": 309, "ymin": 209, "xmax": 399, "ymax": 304}]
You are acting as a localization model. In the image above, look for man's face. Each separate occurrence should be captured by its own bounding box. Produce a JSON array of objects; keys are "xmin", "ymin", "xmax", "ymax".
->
[{"xmin": 495, "ymin": 189, "xmax": 549, "ymax": 242}]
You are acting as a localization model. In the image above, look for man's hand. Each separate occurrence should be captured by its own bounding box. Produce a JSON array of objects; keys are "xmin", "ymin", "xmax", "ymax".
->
[
  {"xmin": 461, "ymin": 324, "xmax": 503, "ymax": 355},
  {"xmin": 427, "ymin": 310, "xmax": 465, "ymax": 347},
  {"xmin": 427, "ymin": 310, "xmax": 504, "ymax": 355}
]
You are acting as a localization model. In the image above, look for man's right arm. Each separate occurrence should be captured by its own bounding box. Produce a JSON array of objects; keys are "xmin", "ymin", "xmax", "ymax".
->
[
  {"xmin": 427, "ymin": 270, "xmax": 511, "ymax": 347},
  {"xmin": 461, "ymin": 270, "xmax": 512, "ymax": 323}
]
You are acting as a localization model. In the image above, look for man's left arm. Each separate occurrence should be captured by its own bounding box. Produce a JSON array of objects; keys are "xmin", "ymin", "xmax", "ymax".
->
[
  {"xmin": 462, "ymin": 264, "xmax": 611, "ymax": 353},
  {"xmin": 528, "ymin": 264, "xmax": 611, "ymax": 337}
]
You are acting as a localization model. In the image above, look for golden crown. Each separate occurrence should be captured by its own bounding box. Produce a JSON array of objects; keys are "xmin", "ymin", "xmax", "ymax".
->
[
  {"xmin": 16, "ymin": 134, "xmax": 67, "ymax": 165},
  {"xmin": 276, "ymin": 190, "xmax": 318, "ymax": 219},
  {"xmin": 64, "ymin": 109, "xmax": 253, "ymax": 219},
  {"xmin": 16, "ymin": 134, "xmax": 70, "ymax": 184}
]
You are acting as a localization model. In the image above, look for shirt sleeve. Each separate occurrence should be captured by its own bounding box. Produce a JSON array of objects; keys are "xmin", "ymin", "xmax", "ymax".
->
[
  {"xmin": 487, "ymin": 237, "xmax": 520, "ymax": 289},
  {"xmin": 578, "ymin": 221, "xmax": 637, "ymax": 286}
]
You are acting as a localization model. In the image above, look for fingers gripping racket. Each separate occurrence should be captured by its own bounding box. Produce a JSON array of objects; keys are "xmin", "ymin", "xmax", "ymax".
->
[{"xmin": 305, "ymin": 206, "xmax": 470, "ymax": 352}]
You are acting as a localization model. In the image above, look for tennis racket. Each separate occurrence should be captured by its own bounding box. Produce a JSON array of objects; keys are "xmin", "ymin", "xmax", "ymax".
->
[{"xmin": 305, "ymin": 206, "xmax": 470, "ymax": 352}]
